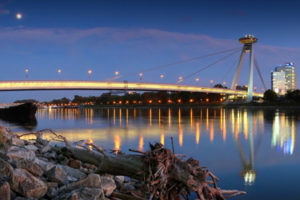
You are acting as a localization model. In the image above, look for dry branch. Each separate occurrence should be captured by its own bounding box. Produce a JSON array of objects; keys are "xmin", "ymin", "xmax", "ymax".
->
[{"xmin": 59, "ymin": 143, "xmax": 245, "ymax": 200}]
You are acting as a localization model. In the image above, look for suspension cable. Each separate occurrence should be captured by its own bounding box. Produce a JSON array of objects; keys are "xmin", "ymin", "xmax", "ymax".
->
[
  {"xmin": 254, "ymin": 58, "xmax": 267, "ymax": 90},
  {"xmin": 180, "ymin": 49, "xmax": 241, "ymax": 82},
  {"xmin": 106, "ymin": 47, "xmax": 241, "ymax": 81},
  {"xmin": 220, "ymin": 53, "xmax": 239, "ymax": 85}
]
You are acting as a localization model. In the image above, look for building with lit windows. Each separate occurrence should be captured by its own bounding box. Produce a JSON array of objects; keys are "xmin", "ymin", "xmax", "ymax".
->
[{"xmin": 271, "ymin": 62, "xmax": 296, "ymax": 95}]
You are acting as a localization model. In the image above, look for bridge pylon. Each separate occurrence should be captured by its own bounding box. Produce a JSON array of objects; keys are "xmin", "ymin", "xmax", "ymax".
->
[{"xmin": 231, "ymin": 35, "xmax": 257, "ymax": 101}]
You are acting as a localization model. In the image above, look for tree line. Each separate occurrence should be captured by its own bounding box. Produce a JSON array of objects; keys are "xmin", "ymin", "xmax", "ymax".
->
[
  {"xmin": 43, "ymin": 90, "xmax": 225, "ymax": 105},
  {"xmin": 264, "ymin": 89, "xmax": 300, "ymax": 103}
]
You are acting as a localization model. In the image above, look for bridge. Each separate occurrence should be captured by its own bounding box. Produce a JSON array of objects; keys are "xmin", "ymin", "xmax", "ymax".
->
[
  {"xmin": 0, "ymin": 80, "xmax": 263, "ymax": 97},
  {"xmin": 1, "ymin": 35, "xmax": 267, "ymax": 100}
]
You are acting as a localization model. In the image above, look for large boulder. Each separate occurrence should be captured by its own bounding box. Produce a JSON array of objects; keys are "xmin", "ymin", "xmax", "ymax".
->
[
  {"xmin": 0, "ymin": 179, "xmax": 10, "ymax": 200},
  {"xmin": 0, "ymin": 158, "xmax": 13, "ymax": 179},
  {"xmin": 34, "ymin": 157, "xmax": 55, "ymax": 172},
  {"xmin": 16, "ymin": 159, "xmax": 43, "ymax": 177},
  {"xmin": 11, "ymin": 168, "xmax": 48, "ymax": 198},
  {"xmin": 46, "ymin": 166, "xmax": 67, "ymax": 184},
  {"xmin": 59, "ymin": 164, "xmax": 86, "ymax": 181},
  {"xmin": 7, "ymin": 146, "xmax": 35, "ymax": 163}
]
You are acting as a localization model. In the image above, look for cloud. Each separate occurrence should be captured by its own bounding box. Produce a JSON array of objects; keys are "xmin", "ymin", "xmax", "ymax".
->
[
  {"xmin": 0, "ymin": 1, "xmax": 10, "ymax": 15},
  {"xmin": 0, "ymin": 27, "xmax": 235, "ymax": 47},
  {"xmin": 0, "ymin": 8, "xmax": 9, "ymax": 15}
]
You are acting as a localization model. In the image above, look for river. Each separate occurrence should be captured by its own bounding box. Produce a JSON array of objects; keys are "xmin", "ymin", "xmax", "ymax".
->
[{"xmin": 1, "ymin": 106, "xmax": 299, "ymax": 199}]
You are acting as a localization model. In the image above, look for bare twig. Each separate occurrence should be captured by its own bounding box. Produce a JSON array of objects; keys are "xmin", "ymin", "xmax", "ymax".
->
[{"xmin": 170, "ymin": 137, "xmax": 175, "ymax": 154}]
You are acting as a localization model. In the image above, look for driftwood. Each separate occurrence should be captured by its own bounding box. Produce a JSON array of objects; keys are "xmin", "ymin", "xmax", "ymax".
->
[{"xmin": 59, "ymin": 143, "xmax": 245, "ymax": 200}]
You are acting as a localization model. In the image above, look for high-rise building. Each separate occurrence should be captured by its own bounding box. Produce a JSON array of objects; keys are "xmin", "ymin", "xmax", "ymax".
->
[{"xmin": 271, "ymin": 62, "xmax": 297, "ymax": 95}]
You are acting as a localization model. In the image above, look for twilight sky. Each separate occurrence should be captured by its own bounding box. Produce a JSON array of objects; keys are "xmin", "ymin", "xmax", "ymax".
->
[{"xmin": 0, "ymin": 0, "xmax": 299, "ymax": 102}]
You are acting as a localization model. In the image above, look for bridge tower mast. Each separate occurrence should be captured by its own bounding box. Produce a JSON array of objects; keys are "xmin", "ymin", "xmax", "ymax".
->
[{"xmin": 231, "ymin": 35, "xmax": 257, "ymax": 101}]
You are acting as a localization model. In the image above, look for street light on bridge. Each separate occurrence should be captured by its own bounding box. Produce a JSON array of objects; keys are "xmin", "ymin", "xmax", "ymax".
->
[
  {"xmin": 195, "ymin": 78, "xmax": 199, "ymax": 83},
  {"xmin": 160, "ymin": 74, "xmax": 164, "ymax": 79},
  {"xmin": 210, "ymin": 80, "xmax": 214, "ymax": 87},
  {"xmin": 178, "ymin": 76, "xmax": 183, "ymax": 83},
  {"xmin": 88, "ymin": 70, "xmax": 92, "ymax": 80},
  {"xmin": 115, "ymin": 71, "xmax": 119, "ymax": 76},
  {"xmin": 139, "ymin": 72, "xmax": 143, "ymax": 80},
  {"xmin": 223, "ymin": 81, "xmax": 226, "ymax": 86},
  {"xmin": 58, "ymin": 69, "xmax": 62, "ymax": 79},
  {"xmin": 25, "ymin": 68, "xmax": 29, "ymax": 80}
]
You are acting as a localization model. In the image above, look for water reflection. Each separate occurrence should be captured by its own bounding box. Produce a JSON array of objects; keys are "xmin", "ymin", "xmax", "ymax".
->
[
  {"xmin": 30, "ymin": 107, "xmax": 299, "ymax": 188},
  {"xmin": 272, "ymin": 112, "xmax": 295, "ymax": 155}
]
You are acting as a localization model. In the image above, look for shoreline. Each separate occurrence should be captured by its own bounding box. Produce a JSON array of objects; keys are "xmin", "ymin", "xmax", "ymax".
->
[
  {"xmin": 45, "ymin": 102, "xmax": 300, "ymax": 110},
  {"xmin": 0, "ymin": 127, "xmax": 244, "ymax": 200}
]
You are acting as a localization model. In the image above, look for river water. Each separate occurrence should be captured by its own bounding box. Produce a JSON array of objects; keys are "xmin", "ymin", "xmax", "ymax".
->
[{"xmin": 1, "ymin": 106, "xmax": 299, "ymax": 199}]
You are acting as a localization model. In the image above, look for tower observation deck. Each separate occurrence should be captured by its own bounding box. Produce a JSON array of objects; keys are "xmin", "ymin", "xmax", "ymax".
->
[{"xmin": 231, "ymin": 34, "xmax": 258, "ymax": 101}]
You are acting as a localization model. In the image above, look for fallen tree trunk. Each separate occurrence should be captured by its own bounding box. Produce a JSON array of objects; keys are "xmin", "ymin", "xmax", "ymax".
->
[
  {"xmin": 60, "ymin": 146, "xmax": 145, "ymax": 180},
  {"xmin": 59, "ymin": 143, "xmax": 245, "ymax": 200}
]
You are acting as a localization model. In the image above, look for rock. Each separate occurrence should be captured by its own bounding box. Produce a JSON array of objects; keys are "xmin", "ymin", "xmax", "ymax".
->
[
  {"xmin": 78, "ymin": 187, "xmax": 104, "ymax": 200},
  {"xmin": 44, "ymin": 151, "xmax": 57, "ymax": 160},
  {"xmin": 0, "ymin": 158, "xmax": 13, "ymax": 179},
  {"xmin": 41, "ymin": 142, "xmax": 51, "ymax": 153},
  {"xmin": 100, "ymin": 175, "xmax": 116, "ymax": 196},
  {"xmin": 11, "ymin": 137, "xmax": 24, "ymax": 146},
  {"xmin": 58, "ymin": 173, "xmax": 102, "ymax": 195},
  {"xmin": 0, "ymin": 126, "xmax": 11, "ymax": 145},
  {"xmin": 47, "ymin": 186, "xmax": 58, "ymax": 198},
  {"xmin": 47, "ymin": 182, "xmax": 58, "ymax": 187},
  {"xmin": 123, "ymin": 176, "xmax": 131, "ymax": 183},
  {"xmin": 34, "ymin": 158, "xmax": 55, "ymax": 172},
  {"xmin": 83, "ymin": 163, "xmax": 98, "ymax": 170},
  {"xmin": 67, "ymin": 175, "xmax": 78, "ymax": 182},
  {"xmin": 68, "ymin": 159, "xmax": 81, "ymax": 169},
  {"xmin": 120, "ymin": 183, "xmax": 135, "ymax": 193},
  {"xmin": 59, "ymin": 164, "xmax": 86, "ymax": 180},
  {"xmin": 46, "ymin": 182, "xmax": 59, "ymax": 198},
  {"xmin": 24, "ymin": 144, "xmax": 38, "ymax": 151},
  {"xmin": 82, "ymin": 173, "xmax": 102, "ymax": 188},
  {"xmin": 55, "ymin": 187, "xmax": 104, "ymax": 200},
  {"xmin": 46, "ymin": 166, "xmax": 67, "ymax": 184},
  {"xmin": 16, "ymin": 159, "xmax": 43, "ymax": 177},
  {"xmin": 114, "ymin": 176, "xmax": 125, "ymax": 186},
  {"xmin": 7, "ymin": 146, "xmax": 35, "ymax": 162},
  {"xmin": 57, "ymin": 154, "xmax": 68, "ymax": 164},
  {"xmin": 11, "ymin": 168, "xmax": 48, "ymax": 198},
  {"xmin": 0, "ymin": 179, "xmax": 10, "ymax": 200}
]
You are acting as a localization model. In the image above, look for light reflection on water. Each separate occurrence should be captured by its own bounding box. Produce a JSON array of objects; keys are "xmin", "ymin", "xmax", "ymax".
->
[{"xmin": 2, "ymin": 107, "xmax": 300, "ymax": 200}]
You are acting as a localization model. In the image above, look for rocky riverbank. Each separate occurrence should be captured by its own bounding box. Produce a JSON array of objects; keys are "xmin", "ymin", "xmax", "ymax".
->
[
  {"xmin": 0, "ymin": 126, "xmax": 244, "ymax": 200},
  {"xmin": 0, "ymin": 127, "xmax": 141, "ymax": 200}
]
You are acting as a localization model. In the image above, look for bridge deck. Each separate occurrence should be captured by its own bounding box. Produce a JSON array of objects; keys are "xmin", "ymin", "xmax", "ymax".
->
[{"xmin": 0, "ymin": 81, "xmax": 263, "ymax": 97}]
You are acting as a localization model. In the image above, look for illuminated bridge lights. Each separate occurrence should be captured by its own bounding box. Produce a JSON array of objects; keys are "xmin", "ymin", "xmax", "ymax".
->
[{"xmin": 0, "ymin": 81, "xmax": 263, "ymax": 97}]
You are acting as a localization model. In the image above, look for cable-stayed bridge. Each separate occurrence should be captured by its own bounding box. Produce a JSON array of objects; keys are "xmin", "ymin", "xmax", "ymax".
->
[{"xmin": 0, "ymin": 35, "xmax": 266, "ymax": 100}]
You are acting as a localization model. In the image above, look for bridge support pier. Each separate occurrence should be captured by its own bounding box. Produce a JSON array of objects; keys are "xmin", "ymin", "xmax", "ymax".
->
[{"xmin": 231, "ymin": 35, "xmax": 257, "ymax": 102}]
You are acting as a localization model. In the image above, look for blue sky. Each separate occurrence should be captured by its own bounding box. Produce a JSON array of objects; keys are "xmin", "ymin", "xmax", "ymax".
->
[{"xmin": 0, "ymin": 0, "xmax": 299, "ymax": 102}]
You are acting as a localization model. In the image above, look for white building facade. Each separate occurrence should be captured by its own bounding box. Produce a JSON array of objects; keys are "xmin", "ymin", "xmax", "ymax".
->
[{"xmin": 271, "ymin": 62, "xmax": 297, "ymax": 95}]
